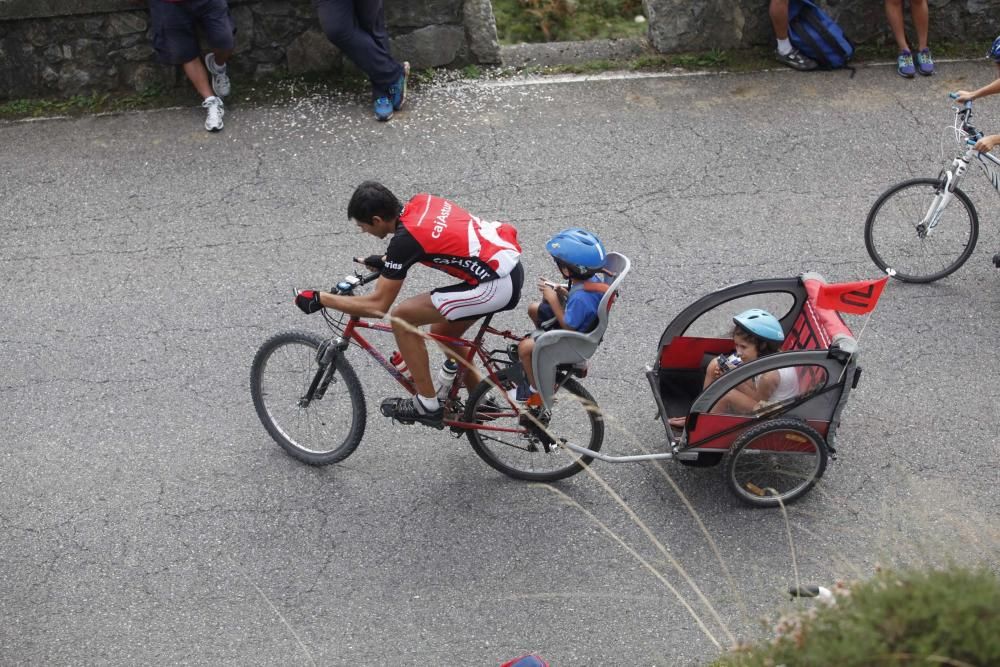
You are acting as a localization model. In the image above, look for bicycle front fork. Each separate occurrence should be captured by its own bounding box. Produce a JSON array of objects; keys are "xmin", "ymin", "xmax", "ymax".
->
[
  {"xmin": 923, "ymin": 158, "xmax": 972, "ymax": 236},
  {"xmin": 299, "ymin": 338, "xmax": 345, "ymax": 406}
]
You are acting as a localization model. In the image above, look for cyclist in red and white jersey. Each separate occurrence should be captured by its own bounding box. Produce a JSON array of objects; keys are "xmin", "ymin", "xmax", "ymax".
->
[{"xmin": 294, "ymin": 181, "xmax": 523, "ymax": 428}]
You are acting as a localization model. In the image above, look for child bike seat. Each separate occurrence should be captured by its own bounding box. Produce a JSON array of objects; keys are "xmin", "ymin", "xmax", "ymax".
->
[{"xmin": 531, "ymin": 252, "xmax": 631, "ymax": 410}]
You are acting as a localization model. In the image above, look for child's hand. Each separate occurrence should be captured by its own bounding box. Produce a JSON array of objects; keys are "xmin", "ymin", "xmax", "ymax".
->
[
  {"xmin": 706, "ymin": 357, "xmax": 723, "ymax": 383},
  {"xmin": 975, "ymin": 134, "xmax": 1000, "ymax": 152},
  {"xmin": 537, "ymin": 277, "xmax": 559, "ymax": 292},
  {"xmin": 955, "ymin": 90, "xmax": 975, "ymax": 103}
]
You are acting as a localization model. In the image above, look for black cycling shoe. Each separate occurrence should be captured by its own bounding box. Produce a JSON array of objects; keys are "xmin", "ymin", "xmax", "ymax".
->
[
  {"xmin": 380, "ymin": 397, "xmax": 444, "ymax": 429},
  {"xmin": 992, "ymin": 252, "xmax": 1000, "ymax": 268}
]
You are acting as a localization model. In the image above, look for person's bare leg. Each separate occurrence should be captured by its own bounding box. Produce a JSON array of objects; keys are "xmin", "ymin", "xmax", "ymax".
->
[
  {"xmin": 769, "ymin": 0, "xmax": 789, "ymax": 40},
  {"xmin": 527, "ymin": 302, "xmax": 540, "ymax": 328},
  {"xmin": 518, "ymin": 338, "xmax": 536, "ymax": 389},
  {"xmin": 885, "ymin": 0, "xmax": 910, "ymax": 52},
  {"xmin": 390, "ymin": 294, "xmax": 449, "ymax": 398},
  {"xmin": 430, "ymin": 318, "xmax": 481, "ymax": 388},
  {"xmin": 910, "ymin": 0, "xmax": 929, "ymax": 51},
  {"xmin": 181, "ymin": 56, "xmax": 214, "ymax": 99},
  {"xmin": 709, "ymin": 390, "xmax": 757, "ymax": 415}
]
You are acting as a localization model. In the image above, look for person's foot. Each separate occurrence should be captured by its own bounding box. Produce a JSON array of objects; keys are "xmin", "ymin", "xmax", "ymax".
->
[
  {"xmin": 203, "ymin": 96, "xmax": 224, "ymax": 132},
  {"xmin": 514, "ymin": 379, "xmax": 535, "ymax": 402},
  {"xmin": 390, "ymin": 61, "xmax": 409, "ymax": 111},
  {"xmin": 775, "ymin": 48, "xmax": 818, "ymax": 72},
  {"xmin": 374, "ymin": 96, "xmax": 393, "ymax": 122},
  {"xmin": 897, "ymin": 50, "xmax": 916, "ymax": 78},
  {"xmin": 381, "ymin": 397, "xmax": 444, "ymax": 429},
  {"xmin": 915, "ymin": 48, "xmax": 934, "ymax": 76},
  {"xmin": 205, "ymin": 53, "xmax": 230, "ymax": 98}
]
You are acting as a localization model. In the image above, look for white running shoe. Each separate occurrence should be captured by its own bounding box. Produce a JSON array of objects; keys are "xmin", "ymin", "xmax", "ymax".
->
[
  {"xmin": 203, "ymin": 96, "xmax": 224, "ymax": 132},
  {"xmin": 205, "ymin": 53, "xmax": 230, "ymax": 98}
]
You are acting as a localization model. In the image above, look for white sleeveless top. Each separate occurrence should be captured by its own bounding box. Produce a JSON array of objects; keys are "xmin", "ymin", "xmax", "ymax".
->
[{"xmin": 769, "ymin": 367, "xmax": 799, "ymax": 402}]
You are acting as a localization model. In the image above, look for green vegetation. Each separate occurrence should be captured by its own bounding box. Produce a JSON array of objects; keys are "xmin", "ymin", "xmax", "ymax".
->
[
  {"xmin": 493, "ymin": 0, "xmax": 647, "ymax": 43},
  {"xmin": 0, "ymin": 85, "xmax": 174, "ymax": 119},
  {"xmin": 713, "ymin": 567, "xmax": 1000, "ymax": 667}
]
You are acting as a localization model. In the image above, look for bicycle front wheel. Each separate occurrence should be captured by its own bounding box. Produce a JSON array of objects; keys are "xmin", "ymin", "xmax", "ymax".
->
[
  {"xmin": 725, "ymin": 418, "xmax": 828, "ymax": 508},
  {"xmin": 464, "ymin": 377, "xmax": 604, "ymax": 482},
  {"xmin": 250, "ymin": 331, "xmax": 366, "ymax": 466},
  {"xmin": 865, "ymin": 178, "xmax": 979, "ymax": 283}
]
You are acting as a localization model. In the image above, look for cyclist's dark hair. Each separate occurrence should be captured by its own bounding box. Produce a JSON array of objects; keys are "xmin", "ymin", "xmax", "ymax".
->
[
  {"xmin": 348, "ymin": 181, "xmax": 402, "ymax": 225},
  {"xmin": 730, "ymin": 326, "xmax": 781, "ymax": 356}
]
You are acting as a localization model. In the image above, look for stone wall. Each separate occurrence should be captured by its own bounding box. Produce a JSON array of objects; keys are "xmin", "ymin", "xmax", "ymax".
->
[
  {"xmin": 642, "ymin": 0, "xmax": 1000, "ymax": 54},
  {"xmin": 0, "ymin": 0, "xmax": 500, "ymax": 101}
]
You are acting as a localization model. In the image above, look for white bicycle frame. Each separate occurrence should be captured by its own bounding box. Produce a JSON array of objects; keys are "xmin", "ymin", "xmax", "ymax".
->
[{"xmin": 922, "ymin": 103, "xmax": 1000, "ymax": 236}]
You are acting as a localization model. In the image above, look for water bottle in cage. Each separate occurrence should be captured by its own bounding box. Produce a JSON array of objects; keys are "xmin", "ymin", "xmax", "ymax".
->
[
  {"xmin": 436, "ymin": 358, "xmax": 460, "ymax": 400},
  {"xmin": 389, "ymin": 351, "xmax": 410, "ymax": 380}
]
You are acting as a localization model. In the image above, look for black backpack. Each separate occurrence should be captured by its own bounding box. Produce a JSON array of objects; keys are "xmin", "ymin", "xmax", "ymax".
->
[{"xmin": 788, "ymin": 0, "xmax": 855, "ymax": 70}]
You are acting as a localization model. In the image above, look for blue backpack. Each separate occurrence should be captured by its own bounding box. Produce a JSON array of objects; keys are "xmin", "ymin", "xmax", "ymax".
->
[{"xmin": 788, "ymin": 0, "xmax": 855, "ymax": 70}]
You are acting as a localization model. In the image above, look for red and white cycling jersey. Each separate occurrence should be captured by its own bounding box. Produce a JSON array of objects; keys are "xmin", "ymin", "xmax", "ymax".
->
[{"xmin": 381, "ymin": 194, "xmax": 521, "ymax": 285}]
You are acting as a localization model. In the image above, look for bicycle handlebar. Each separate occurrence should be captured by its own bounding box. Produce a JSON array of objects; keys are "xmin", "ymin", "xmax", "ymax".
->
[
  {"xmin": 331, "ymin": 270, "xmax": 380, "ymax": 295},
  {"xmin": 948, "ymin": 94, "xmax": 983, "ymax": 144},
  {"xmin": 948, "ymin": 92, "xmax": 973, "ymax": 110}
]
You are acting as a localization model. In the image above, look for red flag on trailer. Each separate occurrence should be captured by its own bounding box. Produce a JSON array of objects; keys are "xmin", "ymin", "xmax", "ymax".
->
[{"xmin": 815, "ymin": 277, "xmax": 889, "ymax": 315}]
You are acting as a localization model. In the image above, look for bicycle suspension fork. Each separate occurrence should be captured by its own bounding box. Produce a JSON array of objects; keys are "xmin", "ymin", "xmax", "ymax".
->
[
  {"xmin": 300, "ymin": 337, "xmax": 349, "ymax": 406},
  {"xmin": 923, "ymin": 152, "xmax": 973, "ymax": 236}
]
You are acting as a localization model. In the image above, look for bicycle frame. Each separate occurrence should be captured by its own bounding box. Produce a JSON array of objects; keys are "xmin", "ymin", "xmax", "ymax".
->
[
  {"xmin": 328, "ymin": 313, "xmax": 528, "ymax": 432},
  {"xmin": 923, "ymin": 101, "xmax": 1000, "ymax": 235}
]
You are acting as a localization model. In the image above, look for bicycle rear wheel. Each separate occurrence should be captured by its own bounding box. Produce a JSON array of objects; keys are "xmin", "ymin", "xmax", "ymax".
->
[
  {"xmin": 464, "ymin": 377, "xmax": 603, "ymax": 482},
  {"xmin": 250, "ymin": 331, "xmax": 366, "ymax": 465},
  {"xmin": 865, "ymin": 178, "xmax": 979, "ymax": 283},
  {"xmin": 725, "ymin": 418, "xmax": 828, "ymax": 508}
]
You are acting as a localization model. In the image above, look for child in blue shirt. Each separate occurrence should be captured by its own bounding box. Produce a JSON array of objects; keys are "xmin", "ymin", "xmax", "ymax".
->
[{"xmin": 515, "ymin": 229, "xmax": 608, "ymax": 404}]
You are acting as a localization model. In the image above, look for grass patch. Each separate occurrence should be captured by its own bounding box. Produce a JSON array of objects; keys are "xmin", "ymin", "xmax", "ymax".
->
[
  {"xmin": 493, "ymin": 0, "xmax": 647, "ymax": 44},
  {"xmin": 0, "ymin": 86, "xmax": 177, "ymax": 120}
]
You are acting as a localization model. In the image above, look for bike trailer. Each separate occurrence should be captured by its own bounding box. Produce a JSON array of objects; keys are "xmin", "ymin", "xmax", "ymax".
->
[{"xmin": 644, "ymin": 272, "xmax": 863, "ymax": 506}]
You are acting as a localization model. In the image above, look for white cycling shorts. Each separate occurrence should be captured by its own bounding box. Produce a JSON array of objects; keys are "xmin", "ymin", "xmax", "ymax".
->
[{"xmin": 431, "ymin": 263, "xmax": 523, "ymax": 322}]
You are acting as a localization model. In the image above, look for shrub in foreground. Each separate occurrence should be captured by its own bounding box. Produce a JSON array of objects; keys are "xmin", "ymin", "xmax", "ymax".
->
[{"xmin": 714, "ymin": 567, "xmax": 1000, "ymax": 667}]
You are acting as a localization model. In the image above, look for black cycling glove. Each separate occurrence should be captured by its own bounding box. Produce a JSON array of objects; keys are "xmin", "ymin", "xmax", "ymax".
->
[
  {"xmin": 358, "ymin": 254, "xmax": 385, "ymax": 272},
  {"xmin": 294, "ymin": 290, "xmax": 323, "ymax": 314}
]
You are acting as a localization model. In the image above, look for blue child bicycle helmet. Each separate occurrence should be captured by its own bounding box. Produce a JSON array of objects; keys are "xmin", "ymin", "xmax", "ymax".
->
[
  {"xmin": 989, "ymin": 35, "xmax": 1000, "ymax": 62},
  {"xmin": 545, "ymin": 228, "xmax": 606, "ymax": 278},
  {"xmin": 733, "ymin": 308, "xmax": 784, "ymax": 343}
]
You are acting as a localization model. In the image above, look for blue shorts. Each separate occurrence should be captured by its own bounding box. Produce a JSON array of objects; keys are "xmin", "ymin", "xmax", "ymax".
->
[
  {"xmin": 537, "ymin": 301, "xmax": 559, "ymax": 331},
  {"xmin": 150, "ymin": 0, "xmax": 235, "ymax": 65}
]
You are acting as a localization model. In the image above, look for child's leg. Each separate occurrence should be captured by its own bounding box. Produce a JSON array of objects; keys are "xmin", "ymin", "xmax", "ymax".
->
[
  {"xmin": 710, "ymin": 389, "xmax": 758, "ymax": 415},
  {"xmin": 518, "ymin": 337, "xmax": 537, "ymax": 389},
  {"xmin": 884, "ymin": 0, "xmax": 910, "ymax": 52},
  {"xmin": 910, "ymin": 0, "xmax": 929, "ymax": 50},
  {"xmin": 527, "ymin": 301, "xmax": 540, "ymax": 327}
]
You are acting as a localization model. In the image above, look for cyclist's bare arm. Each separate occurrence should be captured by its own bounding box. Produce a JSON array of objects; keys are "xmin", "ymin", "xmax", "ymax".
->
[
  {"xmin": 319, "ymin": 276, "xmax": 403, "ymax": 318},
  {"xmin": 956, "ymin": 79, "xmax": 1000, "ymax": 102}
]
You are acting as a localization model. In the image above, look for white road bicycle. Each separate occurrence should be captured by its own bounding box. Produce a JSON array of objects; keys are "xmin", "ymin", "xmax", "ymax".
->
[{"xmin": 865, "ymin": 96, "xmax": 1000, "ymax": 283}]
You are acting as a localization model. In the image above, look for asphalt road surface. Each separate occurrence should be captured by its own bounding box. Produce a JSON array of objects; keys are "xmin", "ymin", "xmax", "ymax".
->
[{"xmin": 3, "ymin": 60, "xmax": 999, "ymax": 665}]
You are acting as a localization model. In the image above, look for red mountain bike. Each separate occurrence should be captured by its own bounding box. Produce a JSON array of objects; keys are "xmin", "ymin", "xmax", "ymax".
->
[{"xmin": 250, "ymin": 270, "xmax": 604, "ymax": 482}]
